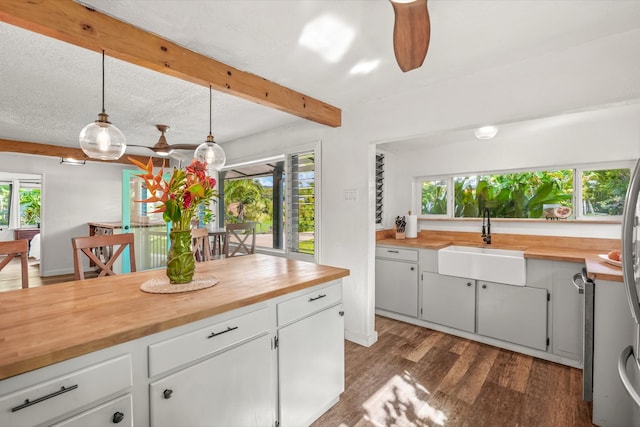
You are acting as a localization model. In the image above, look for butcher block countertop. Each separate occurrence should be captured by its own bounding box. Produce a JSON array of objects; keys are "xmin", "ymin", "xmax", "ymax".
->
[
  {"xmin": 377, "ymin": 229, "xmax": 623, "ymax": 283},
  {"xmin": 0, "ymin": 254, "xmax": 349, "ymax": 380}
]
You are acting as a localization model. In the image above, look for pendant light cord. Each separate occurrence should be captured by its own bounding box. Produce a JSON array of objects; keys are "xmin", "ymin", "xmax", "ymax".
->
[
  {"xmin": 101, "ymin": 50, "xmax": 106, "ymax": 114},
  {"xmin": 209, "ymin": 85, "xmax": 213, "ymax": 135}
]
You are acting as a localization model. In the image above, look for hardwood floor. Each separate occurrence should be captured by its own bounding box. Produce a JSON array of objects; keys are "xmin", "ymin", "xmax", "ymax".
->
[
  {"xmin": 313, "ymin": 315, "xmax": 594, "ymax": 427},
  {"xmin": 0, "ymin": 257, "xmax": 79, "ymax": 292}
]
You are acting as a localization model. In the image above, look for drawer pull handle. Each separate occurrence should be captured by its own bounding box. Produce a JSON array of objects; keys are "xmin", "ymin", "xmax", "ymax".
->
[
  {"xmin": 112, "ymin": 411, "xmax": 125, "ymax": 424},
  {"xmin": 11, "ymin": 384, "xmax": 78, "ymax": 412},
  {"xmin": 387, "ymin": 250, "xmax": 400, "ymax": 253},
  {"xmin": 163, "ymin": 389, "xmax": 173, "ymax": 399},
  {"xmin": 467, "ymin": 282, "xmax": 472, "ymax": 287},
  {"xmin": 482, "ymin": 284, "xmax": 487, "ymax": 289},
  {"xmin": 339, "ymin": 310, "xmax": 345, "ymax": 317},
  {"xmin": 309, "ymin": 294, "xmax": 327, "ymax": 302},
  {"xmin": 207, "ymin": 326, "xmax": 238, "ymax": 338}
]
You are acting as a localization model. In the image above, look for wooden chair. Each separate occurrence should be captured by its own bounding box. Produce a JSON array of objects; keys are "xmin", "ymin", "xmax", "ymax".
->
[
  {"xmin": 0, "ymin": 239, "xmax": 29, "ymax": 289},
  {"xmin": 191, "ymin": 228, "xmax": 211, "ymax": 262},
  {"xmin": 72, "ymin": 233, "xmax": 136, "ymax": 280},
  {"xmin": 224, "ymin": 223, "xmax": 256, "ymax": 257}
]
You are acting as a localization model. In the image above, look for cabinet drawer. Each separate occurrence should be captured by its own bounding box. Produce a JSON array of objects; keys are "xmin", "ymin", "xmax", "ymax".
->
[
  {"xmin": 277, "ymin": 282, "xmax": 342, "ymax": 326},
  {"xmin": 376, "ymin": 246, "xmax": 418, "ymax": 262},
  {"xmin": 51, "ymin": 394, "xmax": 133, "ymax": 427},
  {"xmin": 149, "ymin": 307, "xmax": 270, "ymax": 377},
  {"xmin": 0, "ymin": 354, "xmax": 132, "ymax": 427}
]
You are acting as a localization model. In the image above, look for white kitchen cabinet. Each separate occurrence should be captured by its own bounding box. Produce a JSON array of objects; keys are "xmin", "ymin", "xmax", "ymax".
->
[
  {"xmin": 375, "ymin": 246, "xmax": 419, "ymax": 317},
  {"xmin": 0, "ymin": 354, "xmax": 132, "ymax": 427},
  {"xmin": 422, "ymin": 272, "xmax": 475, "ymax": 333},
  {"xmin": 477, "ymin": 281, "xmax": 548, "ymax": 351},
  {"xmin": 278, "ymin": 283, "xmax": 344, "ymax": 427},
  {"xmin": 149, "ymin": 333, "xmax": 274, "ymax": 427},
  {"xmin": 551, "ymin": 262, "xmax": 584, "ymax": 361}
]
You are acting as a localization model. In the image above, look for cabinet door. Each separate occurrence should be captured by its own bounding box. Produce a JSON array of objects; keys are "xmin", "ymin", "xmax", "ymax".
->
[
  {"xmin": 375, "ymin": 259, "xmax": 418, "ymax": 316},
  {"xmin": 149, "ymin": 334, "xmax": 274, "ymax": 427},
  {"xmin": 422, "ymin": 272, "xmax": 475, "ymax": 333},
  {"xmin": 552, "ymin": 266, "xmax": 584, "ymax": 361},
  {"xmin": 279, "ymin": 304, "xmax": 344, "ymax": 427},
  {"xmin": 478, "ymin": 282, "xmax": 548, "ymax": 351}
]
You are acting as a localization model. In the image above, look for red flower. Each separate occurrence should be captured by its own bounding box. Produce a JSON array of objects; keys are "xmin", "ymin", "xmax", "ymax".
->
[{"xmin": 183, "ymin": 191, "xmax": 192, "ymax": 209}]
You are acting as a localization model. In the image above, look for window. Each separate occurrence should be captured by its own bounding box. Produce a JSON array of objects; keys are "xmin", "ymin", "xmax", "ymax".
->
[
  {"xmin": 221, "ymin": 145, "xmax": 318, "ymax": 261},
  {"xmin": 0, "ymin": 178, "xmax": 41, "ymax": 229},
  {"xmin": 223, "ymin": 159, "xmax": 285, "ymax": 251},
  {"xmin": 286, "ymin": 151, "xmax": 315, "ymax": 256},
  {"xmin": 581, "ymin": 168, "xmax": 630, "ymax": 216},
  {"xmin": 418, "ymin": 163, "xmax": 631, "ymax": 220},
  {"xmin": 375, "ymin": 153, "xmax": 384, "ymax": 226},
  {"xmin": 421, "ymin": 179, "xmax": 447, "ymax": 215},
  {"xmin": 19, "ymin": 185, "xmax": 41, "ymax": 227},
  {"xmin": 453, "ymin": 170, "xmax": 573, "ymax": 218}
]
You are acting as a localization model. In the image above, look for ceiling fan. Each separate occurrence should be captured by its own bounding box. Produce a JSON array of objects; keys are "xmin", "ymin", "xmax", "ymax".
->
[
  {"xmin": 129, "ymin": 124, "xmax": 200, "ymax": 157},
  {"xmin": 389, "ymin": 0, "xmax": 431, "ymax": 72}
]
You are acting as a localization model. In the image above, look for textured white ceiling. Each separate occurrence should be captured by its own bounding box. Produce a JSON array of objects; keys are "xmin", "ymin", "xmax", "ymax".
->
[{"xmin": 1, "ymin": 0, "xmax": 640, "ymax": 155}]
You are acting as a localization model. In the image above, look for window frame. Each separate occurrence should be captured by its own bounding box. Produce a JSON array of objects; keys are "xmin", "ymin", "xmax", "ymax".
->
[
  {"xmin": 415, "ymin": 161, "xmax": 634, "ymax": 221},
  {"xmin": 221, "ymin": 140, "xmax": 320, "ymax": 263}
]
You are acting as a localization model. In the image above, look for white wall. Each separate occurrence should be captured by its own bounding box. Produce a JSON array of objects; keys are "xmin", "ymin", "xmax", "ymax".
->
[{"xmin": 0, "ymin": 153, "xmax": 130, "ymax": 276}]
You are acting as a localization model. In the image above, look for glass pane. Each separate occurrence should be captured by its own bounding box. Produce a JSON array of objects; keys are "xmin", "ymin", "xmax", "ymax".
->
[
  {"xmin": 19, "ymin": 187, "xmax": 41, "ymax": 228},
  {"xmin": 421, "ymin": 180, "xmax": 447, "ymax": 215},
  {"xmin": 453, "ymin": 170, "xmax": 573, "ymax": 219},
  {"xmin": 0, "ymin": 183, "xmax": 11, "ymax": 227},
  {"xmin": 224, "ymin": 177, "xmax": 278, "ymax": 249},
  {"xmin": 582, "ymin": 168, "xmax": 630, "ymax": 216},
  {"xmin": 125, "ymin": 171, "xmax": 168, "ymax": 271},
  {"xmin": 293, "ymin": 153, "xmax": 315, "ymax": 256}
]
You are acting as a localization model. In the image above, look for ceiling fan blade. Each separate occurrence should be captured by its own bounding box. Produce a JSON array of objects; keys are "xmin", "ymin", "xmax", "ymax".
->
[
  {"xmin": 167, "ymin": 144, "xmax": 201, "ymax": 150},
  {"xmin": 390, "ymin": 0, "xmax": 430, "ymax": 72}
]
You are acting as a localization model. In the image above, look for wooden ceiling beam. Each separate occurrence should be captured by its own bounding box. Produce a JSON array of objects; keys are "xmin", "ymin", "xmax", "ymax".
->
[
  {"xmin": 0, "ymin": 139, "xmax": 164, "ymax": 167},
  {"xmin": 0, "ymin": 0, "xmax": 342, "ymax": 128}
]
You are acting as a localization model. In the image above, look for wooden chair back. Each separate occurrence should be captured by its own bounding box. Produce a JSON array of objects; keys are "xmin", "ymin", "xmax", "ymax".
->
[
  {"xmin": 72, "ymin": 233, "xmax": 136, "ymax": 280},
  {"xmin": 224, "ymin": 223, "xmax": 256, "ymax": 257},
  {"xmin": 191, "ymin": 228, "xmax": 211, "ymax": 262},
  {"xmin": 0, "ymin": 239, "xmax": 29, "ymax": 288}
]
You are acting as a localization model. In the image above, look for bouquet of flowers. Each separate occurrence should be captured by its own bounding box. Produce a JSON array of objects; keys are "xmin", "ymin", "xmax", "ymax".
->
[{"xmin": 130, "ymin": 157, "xmax": 218, "ymax": 231}]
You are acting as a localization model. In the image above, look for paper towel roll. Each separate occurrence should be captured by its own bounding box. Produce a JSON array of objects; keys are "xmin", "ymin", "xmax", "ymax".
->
[{"xmin": 405, "ymin": 214, "xmax": 418, "ymax": 238}]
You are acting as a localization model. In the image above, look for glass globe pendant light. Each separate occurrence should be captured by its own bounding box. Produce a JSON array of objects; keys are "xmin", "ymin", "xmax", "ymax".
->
[
  {"xmin": 79, "ymin": 50, "xmax": 126, "ymax": 160},
  {"xmin": 194, "ymin": 85, "xmax": 226, "ymax": 171}
]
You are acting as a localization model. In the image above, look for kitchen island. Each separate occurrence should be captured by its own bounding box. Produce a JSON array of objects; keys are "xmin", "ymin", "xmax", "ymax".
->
[{"xmin": 0, "ymin": 254, "xmax": 349, "ymax": 426}]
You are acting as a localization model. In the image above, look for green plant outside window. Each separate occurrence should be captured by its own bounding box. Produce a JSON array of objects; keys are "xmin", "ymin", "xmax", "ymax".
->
[
  {"xmin": 582, "ymin": 168, "xmax": 630, "ymax": 216},
  {"xmin": 454, "ymin": 171, "xmax": 573, "ymax": 218},
  {"xmin": 20, "ymin": 188, "xmax": 41, "ymax": 227},
  {"xmin": 421, "ymin": 180, "xmax": 447, "ymax": 215}
]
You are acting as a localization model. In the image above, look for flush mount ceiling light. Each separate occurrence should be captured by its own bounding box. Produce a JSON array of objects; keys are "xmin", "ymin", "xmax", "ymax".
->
[
  {"xmin": 79, "ymin": 50, "xmax": 126, "ymax": 160},
  {"xmin": 60, "ymin": 157, "xmax": 86, "ymax": 166},
  {"xmin": 194, "ymin": 85, "xmax": 226, "ymax": 171},
  {"xmin": 474, "ymin": 126, "xmax": 499, "ymax": 140}
]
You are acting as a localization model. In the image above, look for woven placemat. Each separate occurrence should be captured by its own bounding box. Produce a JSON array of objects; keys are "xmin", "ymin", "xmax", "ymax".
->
[{"xmin": 140, "ymin": 273, "xmax": 219, "ymax": 294}]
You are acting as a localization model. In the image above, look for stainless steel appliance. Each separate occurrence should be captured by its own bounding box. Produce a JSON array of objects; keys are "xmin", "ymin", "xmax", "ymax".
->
[
  {"xmin": 618, "ymin": 158, "xmax": 640, "ymax": 419},
  {"xmin": 573, "ymin": 268, "xmax": 594, "ymax": 401}
]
